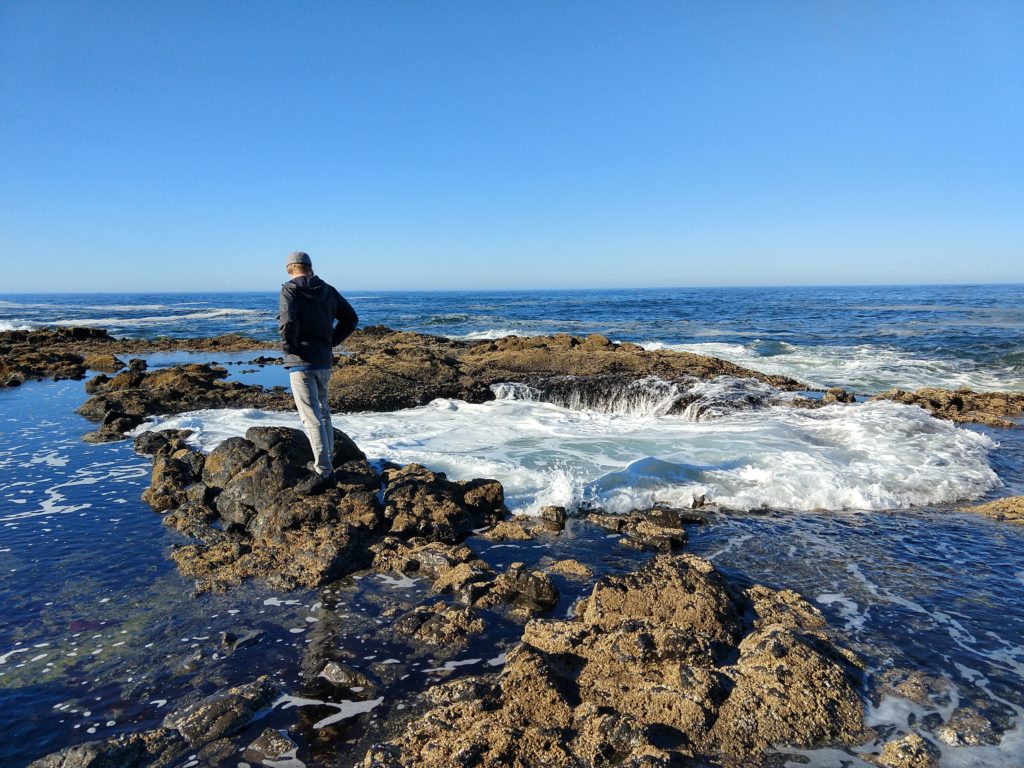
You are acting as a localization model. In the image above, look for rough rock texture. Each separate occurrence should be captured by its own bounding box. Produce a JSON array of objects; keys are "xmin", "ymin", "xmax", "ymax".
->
[
  {"xmin": 320, "ymin": 661, "xmax": 379, "ymax": 694},
  {"xmin": 371, "ymin": 535, "xmax": 564, "ymax": 618},
  {"xmin": 393, "ymin": 602, "xmax": 487, "ymax": 649},
  {"xmin": 476, "ymin": 563, "xmax": 560, "ymax": 614},
  {"xmin": 162, "ymin": 676, "xmax": 278, "ymax": 747},
  {"xmin": 329, "ymin": 326, "xmax": 804, "ymax": 412},
  {"xmin": 959, "ymin": 495, "xmax": 1024, "ymax": 524},
  {"xmin": 380, "ymin": 463, "xmax": 506, "ymax": 542},
  {"xmin": 78, "ymin": 363, "xmax": 293, "ymax": 442},
  {"xmin": 0, "ymin": 327, "xmax": 272, "ymax": 388},
  {"xmin": 243, "ymin": 728, "xmax": 298, "ymax": 763},
  {"xmin": 873, "ymin": 386, "xmax": 1024, "ymax": 427},
  {"xmin": 142, "ymin": 427, "xmax": 507, "ymax": 592},
  {"xmin": 873, "ymin": 732, "xmax": 940, "ymax": 768},
  {"xmin": 540, "ymin": 505, "xmax": 567, "ymax": 530},
  {"xmin": 585, "ymin": 506, "xmax": 691, "ymax": 552},
  {"xmin": 878, "ymin": 669, "xmax": 951, "ymax": 708},
  {"xmin": 823, "ymin": 386, "xmax": 857, "ymax": 404},
  {"xmin": 26, "ymin": 728, "xmax": 186, "ymax": 768},
  {"xmin": 81, "ymin": 353, "xmax": 125, "ymax": 373},
  {"xmin": 0, "ymin": 327, "xmax": 109, "ymax": 386},
  {"xmin": 546, "ymin": 558, "xmax": 593, "ymax": 579},
  {"xmin": 361, "ymin": 554, "xmax": 865, "ymax": 767},
  {"xmin": 934, "ymin": 707, "xmax": 1000, "ymax": 747}
]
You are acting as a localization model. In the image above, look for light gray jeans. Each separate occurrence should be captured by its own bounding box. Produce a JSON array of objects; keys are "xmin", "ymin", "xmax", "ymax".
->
[{"xmin": 289, "ymin": 368, "xmax": 334, "ymax": 476}]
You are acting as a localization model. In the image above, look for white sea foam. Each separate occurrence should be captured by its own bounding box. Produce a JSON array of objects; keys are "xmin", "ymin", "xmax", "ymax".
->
[
  {"xmin": 55, "ymin": 308, "xmax": 268, "ymax": 328},
  {"xmin": 640, "ymin": 341, "xmax": 1024, "ymax": 394},
  {"xmin": 79, "ymin": 304, "xmax": 177, "ymax": 311},
  {"xmin": 274, "ymin": 693, "xmax": 384, "ymax": 729},
  {"xmin": 454, "ymin": 328, "xmax": 522, "ymax": 340},
  {"xmin": 0, "ymin": 320, "xmax": 34, "ymax": 331},
  {"xmin": 139, "ymin": 396, "xmax": 998, "ymax": 516},
  {"xmin": 816, "ymin": 592, "xmax": 872, "ymax": 635}
]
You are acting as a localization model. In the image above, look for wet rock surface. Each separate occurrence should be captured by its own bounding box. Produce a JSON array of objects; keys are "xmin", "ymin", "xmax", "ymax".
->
[
  {"xmin": 26, "ymin": 728, "xmax": 186, "ymax": 768},
  {"xmin": 362, "ymin": 554, "xmax": 866, "ymax": 767},
  {"xmin": 141, "ymin": 427, "xmax": 507, "ymax": 593},
  {"xmin": 393, "ymin": 602, "xmax": 488, "ymax": 648},
  {"xmin": 959, "ymin": 494, "xmax": 1024, "ymax": 524},
  {"xmin": 585, "ymin": 505, "xmax": 693, "ymax": 551},
  {"xmin": 162, "ymin": 675, "xmax": 278, "ymax": 747},
  {"xmin": 873, "ymin": 386, "xmax": 1024, "ymax": 427},
  {"xmin": 791, "ymin": 386, "xmax": 859, "ymax": 410},
  {"xmin": 873, "ymin": 732, "xmax": 941, "ymax": 768},
  {"xmin": 44, "ymin": 459, "xmax": 990, "ymax": 768},
  {"xmin": 243, "ymin": 728, "xmax": 299, "ymax": 763}
]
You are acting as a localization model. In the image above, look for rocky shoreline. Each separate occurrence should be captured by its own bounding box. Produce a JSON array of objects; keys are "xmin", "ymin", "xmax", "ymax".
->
[
  {"xmin": 0, "ymin": 327, "xmax": 273, "ymax": 388},
  {"xmin": 11, "ymin": 325, "xmax": 1024, "ymax": 766},
  {"xmin": 31, "ymin": 419, "xmax": 1012, "ymax": 767},
  {"xmin": 32, "ymin": 421, "xmax": 878, "ymax": 768},
  {"xmin": 7, "ymin": 326, "xmax": 1024, "ymax": 431}
]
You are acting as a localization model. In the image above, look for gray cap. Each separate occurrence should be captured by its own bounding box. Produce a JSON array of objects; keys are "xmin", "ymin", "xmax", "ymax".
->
[{"xmin": 286, "ymin": 251, "xmax": 312, "ymax": 266}]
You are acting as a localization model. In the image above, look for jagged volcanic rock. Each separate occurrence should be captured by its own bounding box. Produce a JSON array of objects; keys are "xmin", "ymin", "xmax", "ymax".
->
[
  {"xmin": 141, "ymin": 426, "xmax": 507, "ymax": 592},
  {"xmin": 361, "ymin": 554, "xmax": 866, "ymax": 767},
  {"xmin": 873, "ymin": 386, "xmax": 1024, "ymax": 427}
]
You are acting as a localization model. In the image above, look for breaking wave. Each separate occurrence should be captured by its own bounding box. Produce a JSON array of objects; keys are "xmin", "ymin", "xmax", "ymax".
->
[
  {"xmin": 491, "ymin": 375, "xmax": 779, "ymax": 420},
  {"xmin": 641, "ymin": 340, "xmax": 1024, "ymax": 394}
]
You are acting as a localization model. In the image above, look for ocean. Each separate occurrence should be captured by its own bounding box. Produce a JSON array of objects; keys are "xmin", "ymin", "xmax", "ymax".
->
[{"xmin": 1, "ymin": 285, "xmax": 1023, "ymax": 766}]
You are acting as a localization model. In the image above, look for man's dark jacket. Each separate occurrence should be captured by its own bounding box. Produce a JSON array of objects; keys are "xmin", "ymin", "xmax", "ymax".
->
[{"xmin": 278, "ymin": 275, "xmax": 358, "ymax": 369}]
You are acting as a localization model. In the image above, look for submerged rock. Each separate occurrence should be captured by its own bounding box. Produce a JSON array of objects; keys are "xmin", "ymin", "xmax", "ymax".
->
[
  {"xmin": 480, "ymin": 518, "xmax": 539, "ymax": 541},
  {"xmin": 361, "ymin": 554, "xmax": 865, "ymax": 767},
  {"xmin": 934, "ymin": 707, "xmax": 1000, "ymax": 747}
]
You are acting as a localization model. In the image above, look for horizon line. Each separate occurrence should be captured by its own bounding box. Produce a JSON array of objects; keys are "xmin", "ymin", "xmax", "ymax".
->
[{"xmin": 2, "ymin": 280, "xmax": 1023, "ymax": 296}]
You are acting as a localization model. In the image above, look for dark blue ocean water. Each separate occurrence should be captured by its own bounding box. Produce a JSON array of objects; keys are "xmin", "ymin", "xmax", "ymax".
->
[{"xmin": 2, "ymin": 286, "xmax": 1024, "ymax": 766}]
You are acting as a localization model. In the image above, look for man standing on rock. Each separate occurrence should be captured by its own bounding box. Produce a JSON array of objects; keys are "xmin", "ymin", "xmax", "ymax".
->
[{"xmin": 278, "ymin": 251, "xmax": 358, "ymax": 492}]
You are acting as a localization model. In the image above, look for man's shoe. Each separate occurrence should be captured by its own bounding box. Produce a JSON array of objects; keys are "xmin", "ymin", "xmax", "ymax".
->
[{"xmin": 292, "ymin": 471, "xmax": 334, "ymax": 496}]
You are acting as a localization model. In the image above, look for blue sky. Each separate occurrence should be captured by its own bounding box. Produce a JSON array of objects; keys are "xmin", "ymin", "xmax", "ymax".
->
[{"xmin": 1, "ymin": 1, "xmax": 1022, "ymax": 291}]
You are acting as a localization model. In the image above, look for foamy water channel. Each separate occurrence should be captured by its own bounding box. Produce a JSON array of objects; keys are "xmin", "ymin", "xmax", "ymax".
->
[{"xmin": 144, "ymin": 392, "xmax": 1000, "ymax": 516}]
